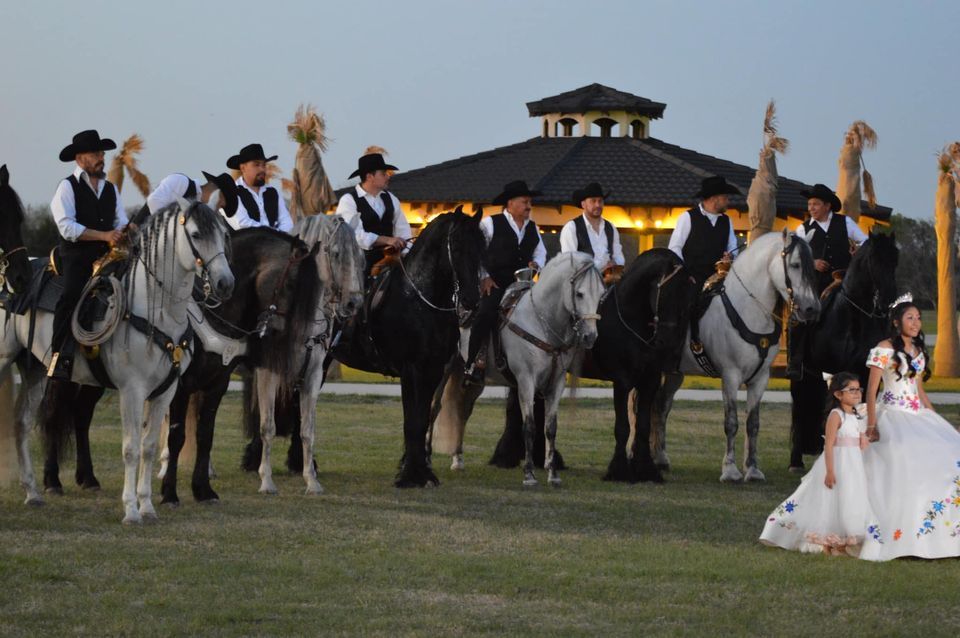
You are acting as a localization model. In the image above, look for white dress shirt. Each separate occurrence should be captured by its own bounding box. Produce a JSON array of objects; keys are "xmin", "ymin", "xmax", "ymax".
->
[
  {"xmin": 146, "ymin": 173, "xmax": 201, "ymax": 214},
  {"xmin": 50, "ymin": 165, "xmax": 127, "ymax": 242},
  {"xmin": 559, "ymin": 213, "xmax": 625, "ymax": 269},
  {"xmin": 336, "ymin": 185, "xmax": 412, "ymax": 252},
  {"xmin": 667, "ymin": 204, "xmax": 739, "ymax": 260},
  {"xmin": 226, "ymin": 179, "xmax": 293, "ymax": 233},
  {"xmin": 479, "ymin": 212, "xmax": 547, "ymax": 279},
  {"xmin": 796, "ymin": 211, "xmax": 868, "ymax": 246}
]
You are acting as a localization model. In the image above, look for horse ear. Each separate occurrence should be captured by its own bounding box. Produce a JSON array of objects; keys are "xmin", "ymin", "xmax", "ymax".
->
[
  {"xmin": 453, "ymin": 204, "xmax": 464, "ymax": 215},
  {"xmin": 781, "ymin": 227, "xmax": 789, "ymax": 240},
  {"xmin": 472, "ymin": 204, "xmax": 484, "ymax": 221},
  {"xmin": 206, "ymin": 187, "xmax": 220, "ymax": 207},
  {"xmin": 0, "ymin": 164, "xmax": 7, "ymax": 186}
]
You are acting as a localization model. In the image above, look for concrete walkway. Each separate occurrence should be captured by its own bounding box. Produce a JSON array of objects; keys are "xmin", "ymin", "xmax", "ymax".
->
[{"xmin": 225, "ymin": 381, "xmax": 960, "ymax": 405}]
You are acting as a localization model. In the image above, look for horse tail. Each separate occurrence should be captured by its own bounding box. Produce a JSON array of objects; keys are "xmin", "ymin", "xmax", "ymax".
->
[
  {"xmin": 181, "ymin": 392, "xmax": 199, "ymax": 463},
  {"xmin": 39, "ymin": 378, "xmax": 75, "ymax": 463},
  {"xmin": 431, "ymin": 361, "xmax": 471, "ymax": 456},
  {"xmin": 241, "ymin": 369, "xmax": 259, "ymax": 440},
  {"xmin": 0, "ymin": 367, "xmax": 19, "ymax": 486}
]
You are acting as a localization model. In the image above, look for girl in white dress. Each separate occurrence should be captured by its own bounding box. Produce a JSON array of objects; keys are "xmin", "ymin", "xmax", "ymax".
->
[
  {"xmin": 859, "ymin": 296, "xmax": 960, "ymax": 561},
  {"xmin": 761, "ymin": 372, "xmax": 878, "ymax": 556}
]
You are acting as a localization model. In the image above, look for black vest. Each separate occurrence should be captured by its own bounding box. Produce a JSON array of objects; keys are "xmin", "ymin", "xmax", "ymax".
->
[
  {"xmin": 181, "ymin": 174, "xmax": 198, "ymax": 199},
  {"xmin": 682, "ymin": 207, "xmax": 730, "ymax": 286},
  {"xmin": 348, "ymin": 190, "xmax": 395, "ymax": 273},
  {"xmin": 573, "ymin": 215, "xmax": 614, "ymax": 258},
  {"xmin": 804, "ymin": 213, "xmax": 851, "ymax": 292},
  {"xmin": 237, "ymin": 185, "xmax": 280, "ymax": 228},
  {"xmin": 486, "ymin": 214, "xmax": 540, "ymax": 288},
  {"xmin": 66, "ymin": 174, "xmax": 117, "ymax": 233}
]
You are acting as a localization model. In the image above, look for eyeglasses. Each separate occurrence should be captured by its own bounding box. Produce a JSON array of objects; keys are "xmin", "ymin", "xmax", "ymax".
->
[{"xmin": 840, "ymin": 388, "xmax": 863, "ymax": 394}]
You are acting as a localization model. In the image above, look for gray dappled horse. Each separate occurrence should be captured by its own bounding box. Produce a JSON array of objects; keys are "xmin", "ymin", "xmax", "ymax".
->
[
  {"xmin": 498, "ymin": 252, "xmax": 604, "ymax": 487},
  {"xmin": 651, "ymin": 229, "xmax": 819, "ymax": 482}
]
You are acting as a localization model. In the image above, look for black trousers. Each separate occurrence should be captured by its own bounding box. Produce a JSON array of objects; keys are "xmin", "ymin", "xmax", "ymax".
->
[
  {"xmin": 51, "ymin": 241, "xmax": 108, "ymax": 356},
  {"xmin": 465, "ymin": 287, "xmax": 505, "ymax": 366}
]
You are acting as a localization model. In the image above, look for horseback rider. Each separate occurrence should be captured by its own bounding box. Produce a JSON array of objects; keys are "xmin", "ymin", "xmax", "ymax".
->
[
  {"xmin": 667, "ymin": 175, "xmax": 741, "ymax": 290},
  {"xmin": 46, "ymin": 130, "xmax": 129, "ymax": 381},
  {"xmin": 223, "ymin": 144, "xmax": 293, "ymax": 233},
  {"xmin": 559, "ymin": 182, "xmax": 624, "ymax": 283},
  {"xmin": 336, "ymin": 152, "xmax": 411, "ymax": 278},
  {"xmin": 463, "ymin": 180, "xmax": 547, "ymax": 385},
  {"xmin": 137, "ymin": 171, "xmax": 239, "ymax": 224},
  {"xmin": 786, "ymin": 183, "xmax": 867, "ymax": 379}
]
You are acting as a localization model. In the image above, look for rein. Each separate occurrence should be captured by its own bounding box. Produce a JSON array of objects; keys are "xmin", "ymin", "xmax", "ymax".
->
[
  {"xmin": 612, "ymin": 263, "xmax": 682, "ymax": 347},
  {"xmin": 839, "ymin": 285, "xmax": 885, "ymax": 319},
  {"xmin": 397, "ymin": 229, "xmax": 462, "ymax": 313},
  {"xmin": 0, "ymin": 245, "xmax": 27, "ymax": 291}
]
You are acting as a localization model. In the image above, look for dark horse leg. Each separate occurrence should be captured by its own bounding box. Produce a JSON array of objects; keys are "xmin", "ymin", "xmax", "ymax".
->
[
  {"xmin": 192, "ymin": 378, "xmax": 230, "ymax": 502},
  {"xmin": 603, "ymin": 381, "xmax": 634, "ymax": 482},
  {"xmin": 240, "ymin": 371, "xmax": 261, "ymax": 472},
  {"xmin": 160, "ymin": 387, "xmax": 189, "ymax": 505},
  {"xmin": 42, "ymin": 380, "xmax": 80, "ymax": 494},
  {"xmin": 395, "ymin": 365, "xmax": 441, "ymax": 488},
  {"xmin": 489, "ymin": 388, "xmax": 562, "ymax": 469},
  {"xmin": 789, "ymin": 375, "xmax": 826, "ymax": 470},
  {"xmin": 73, "ymin": 385, "xmax": 105, "ymax": 490},
  {"xmin": 628, "ymin": 375, "xmax": 664, "ymax": 483}
]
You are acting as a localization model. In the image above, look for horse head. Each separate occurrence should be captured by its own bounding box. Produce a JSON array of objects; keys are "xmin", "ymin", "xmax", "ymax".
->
[
  {"xmin": 852, "ymin": 230, "xmax": 899, "ymax": 310},
  {"xmin": 0, "ymin": 164, "xmax": 32, "ymax": 294},
  {"xmin": 295, "ymin": 213, "xmax": 365, "ymax": 320},
  {"xmin": 563, "ymin": 253, "xmax": 604, "ymax": 349},
  {"xmin": 618, "ymin": 248, "xmax": 695, "ymax": 351},
  {"xmin": 777, "ymin": 228, "xmax": 820, "ymax": 323},
  {"xmin": 173, "ymin": 196, "xmax": 235, "ymax": 300},
  {"xmin": 410, "ymin": 204, "xmax": 484, "ymax": 315}
]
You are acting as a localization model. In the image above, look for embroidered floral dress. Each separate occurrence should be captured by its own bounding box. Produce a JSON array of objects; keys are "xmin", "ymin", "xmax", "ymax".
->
[
  {"xmin": 859, "ymin": 347, "xmax": 960, "ymax": 561},
  {"xmin": 761, "ymin": 409, "xmax": 877, "ymax": 555}
]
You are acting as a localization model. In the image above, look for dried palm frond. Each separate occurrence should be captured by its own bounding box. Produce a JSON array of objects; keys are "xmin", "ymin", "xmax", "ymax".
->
[
  {"xmin": 844, "ymin": 121, "xmax": 878, "ymax": 151},
  {"xmin": 265, "ymin": 162, "xmax": 282, "ymax": 183},
  {"xmin": 364, "ymin": 145, "xmax": 387, "ymax": 156},
  {"xmin": 762, "ymin": 100, "xmax": 790, "ymax": 154},
  {"xmin": 862, "ymin": 169, "xmax": 876, "ymax": 209},
  {"xmin": 748, "ymin": 100, "xmax": 787, "ymax": 242},
  {"xmin": 287, "ymin": 104, "xmax": 329, "ymax": 151},
  {"xmin": 281, "ymin": 177, "xmax": 297, "ymax": 196}
]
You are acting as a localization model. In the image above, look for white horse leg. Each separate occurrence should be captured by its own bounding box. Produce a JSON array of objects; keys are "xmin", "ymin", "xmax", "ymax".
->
[
  {"xmin": 742, "ymin": 373, "xmax": 769, "ymax": 482},
  {"xmin": 542, "ymin": 376, "xmax": 565, "ymax": 487},
  {"xmin": 137, "ymin": 393, "xmax": 173, "ymax": 523},
  {"xmin": 719, "ymin": 373, "xmax": 743, "ymax": 483},
  {"xmin": 156, "ymin": 417, "xmax": 170, "ymax": 480},
  {"xmin": 300, "ymin": 367, "xmax": 324, "ymax": 495},
  {"xmin": 120, "ymin": 392, "xmax": 147, "ymax": 524},
  {"xmin": 652, "ymin": 371, "xmax": 683, "ymax": 471},
  {"xmin": 257, "ymin": 371, "xmax": 279, "ymax": 495},
  {"xmin": 13, "ymin": 366, "xmax": 44, "ymax": 506},
  {"xmin": 517, "ymin": 376, "xmax": 539, "ymax": 487}
]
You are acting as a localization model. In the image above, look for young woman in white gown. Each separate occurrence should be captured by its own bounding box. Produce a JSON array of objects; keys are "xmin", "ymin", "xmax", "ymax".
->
[
  {"xmin": 761, "ymin": 372, "xmax": 879, "ymax": 556},
  {"xmin": 858, "ymin": 296, "xmax": 960, "ymax": 561}
]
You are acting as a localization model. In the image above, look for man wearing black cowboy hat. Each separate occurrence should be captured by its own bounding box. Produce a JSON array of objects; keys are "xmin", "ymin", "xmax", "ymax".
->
[
  {"xmin": 224, "ymin": 143, "xmax": 293, "ymax": 233},
  {"xmin": 668, "ymin": 175, "xmax": 741, "ymax": 289},
  {"xmin": 463, "ymin": 180, "xmax": 547, "ymax": 385},
  {"xmin": 336, "ymin": 151, "xmax": 411, "ymax": 276},
  {"xmin": 559, "ymin": 182, "xmax": 624, "ymax": 273},
  {"xmin": 786, "ymin": 183, "xmax": 868, "ymax": 379},
  {"xmin": 46, "ymin": 129, "xmax": 129, "ymax": 381},
  {"xmin": 143, "ymin": 171, "xmax": 239, "ymax": 219}
]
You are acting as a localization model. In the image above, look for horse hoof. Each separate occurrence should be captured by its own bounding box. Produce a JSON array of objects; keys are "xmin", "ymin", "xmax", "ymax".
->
[
  {"xmin": 258, "ymin": 486, "xmax": 279, "ymax": 495},
  {"xmin": 744, "ymin": 467, "xmax": 766, "ymax": 482},
  {"xmin": 81, "ymin": 480, "xmax": 101, "ymax": 491},
  {"xmin": 548, "ymin": 476, "xmax": 562, "ymax": 488},
  {"xmin": 788, "ymin": 465, "xmax": 806, "ymax": 474},
  {"xmin": 45, "ymin": 486, "xmax": 64, "ymax": 496},
  {"xmin": 140, "ymin": 511, "xmax": 159, "ymax": 524},
  {"xmin": 719, "ymin": 465, "xmax": 743, "ymax": 482},
  {"xmin": 162, "ymin": 499, "xmax": 180, "ymax": 509},
  {"xmin": 24, "ymin": 495, "xmax": 45, "ymax": 507},
  {"xmin": 122, "ymin": 514, "xmax": 142, "ymax": 526},
  {"xmin": 523, "ymin": 475, "xmax": 538, "ymax": 487},
  {"xmin": 304, "ymin": 484, "xmax": 325, "ymax": 496},
  {"xmin": 450, "ymin": 455, "xmax": 465, "ymax": 471}
]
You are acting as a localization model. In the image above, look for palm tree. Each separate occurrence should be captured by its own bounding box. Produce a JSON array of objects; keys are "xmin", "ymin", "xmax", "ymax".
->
[
  {"xmin": 747, "ymin": 100, "xmax": 788, "ymax": 243},
  {"xmin": 106, "ymin": 134, "xmax": 151, "ymax": 198},
  {"xmin": 835, "ymin": 121, "xmax": 877, "ymax": 223},
  {"xmin": 934, "ymin": 143, "xmax": 960, "ymax": 377},
  {"xmin": 286, "ymin": 104, "xmax": 337, "ymax": 219}
]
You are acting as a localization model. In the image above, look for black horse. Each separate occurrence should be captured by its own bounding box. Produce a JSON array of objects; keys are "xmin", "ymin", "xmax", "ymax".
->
[
  {"xmin": 476, "ymin": 249, "xmax": 695, "ymax": 482},
  {"xmin": 0, "ymin": 165, "xmax": 32, "ymax": 297},
  {"xmin": 40, "ymin": 228, "xmax": 321, "ymax": 497},
  {"xmin": 332, "ymin": 207, "xmax": 484, "ymax": 487},
  {"xmin": 789, "ymin": 231, "xmax": 899, "ymax": 468},
  {"xmin": 160, "ymin": 227, "xmax": 322, "ymax": 504}
]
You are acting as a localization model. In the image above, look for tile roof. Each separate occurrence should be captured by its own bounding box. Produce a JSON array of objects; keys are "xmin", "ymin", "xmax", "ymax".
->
[
  {"xmin": 378, "ymin": 136, "xmax": 891, "ymax": 221},
  {"xmin": 526, "ymin": 83, "xmax": 667, "ymax": 119}
]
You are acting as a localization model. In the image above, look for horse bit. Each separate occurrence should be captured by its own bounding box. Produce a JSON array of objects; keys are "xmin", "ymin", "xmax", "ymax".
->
[{"xmin": 0, "ymin": 244, "xmax": 27, "ymax": 292}]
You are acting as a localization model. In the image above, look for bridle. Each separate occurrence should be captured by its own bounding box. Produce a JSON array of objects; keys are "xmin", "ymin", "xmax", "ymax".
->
[
  {"xmin": 728, "ymin": 234, "xmax": 803, "ymax": 326},
  {"xmin": 525, "ymin": 256, "xmax": 603, "ymax": 352},
  {"xmin": 613, "ymin": 263, "xmax": 683, "ymax": 347},
  {"xmin": 0, "ymin": 244, "xmax": 27, "ymax": 292},
  {"xmin": 398, "ymin": 226, "xmax": 465, "ymax": 313},
  {"xmin": 179, "ymin": 211, "xmax": 229, "ymax": 306}
]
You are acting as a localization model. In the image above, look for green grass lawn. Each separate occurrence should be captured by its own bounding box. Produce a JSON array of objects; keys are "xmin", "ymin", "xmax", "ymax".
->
[{"xmin": 3, "ymin": 394, "xmax": 960, "ymax": 636}]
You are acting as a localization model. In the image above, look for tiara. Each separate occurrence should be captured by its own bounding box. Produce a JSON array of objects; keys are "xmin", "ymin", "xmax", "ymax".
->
[{"xmin": 890, "ymin": 292, "xmax": 913, "ymax": 309}]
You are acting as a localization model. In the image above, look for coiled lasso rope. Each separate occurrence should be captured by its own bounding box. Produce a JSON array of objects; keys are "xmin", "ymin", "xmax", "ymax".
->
[{"xmin": 71, "ymin": 275, "xmax": 126, "ymax": 346}]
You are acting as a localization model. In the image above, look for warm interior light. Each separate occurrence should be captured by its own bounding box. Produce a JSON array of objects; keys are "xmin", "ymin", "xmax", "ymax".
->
[
  {"xmin": 634, "ymin": 219, "xmax": 644, "ymax": 229},
  {"xmin": 654, "ymin": 219, "xmax": 662, "ymax": 228}
]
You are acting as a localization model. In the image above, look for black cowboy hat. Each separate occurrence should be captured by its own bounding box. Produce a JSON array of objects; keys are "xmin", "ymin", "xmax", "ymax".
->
[
  {"xmin": 201, "ymin": 171, "xmax": 239, "ymax": 218},
  {"xmin": 348, "ymin": 153, "xmax": 398, "ymax": 180},
  {"xmin": 226, "ymin": 143, "xmax": 278, "ymax": 170},
  {"xmin": 800, "ymin": 183, "xmax": 842, "ymax": 212},
  {"xmin": 492, "ymin": 180, "xmax": 542, "ymax": 206},
  {"xmin": 572, "ymin": 182, "xmax": 610, "ymax": 207},
  {"xmin": 59, "ymin": 129, "xmax": 117, "ymax": 162},
  {"xmin": 694, "ymin": 175, "xmax": 742, "ymax": 199}
]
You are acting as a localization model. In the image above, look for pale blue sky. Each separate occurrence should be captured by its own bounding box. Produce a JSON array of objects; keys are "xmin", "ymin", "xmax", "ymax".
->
[{"xmin": 1, "ymin": 0, "xmax": 956, "ymax": 219}]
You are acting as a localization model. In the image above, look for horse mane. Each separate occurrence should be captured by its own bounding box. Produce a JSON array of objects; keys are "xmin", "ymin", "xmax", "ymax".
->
[{"xmin": 0, "ymin": 166, "xmax": 25, "ymax": 226}]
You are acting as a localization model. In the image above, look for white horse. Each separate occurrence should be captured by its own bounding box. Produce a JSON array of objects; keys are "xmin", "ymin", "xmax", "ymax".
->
[
  {"xmin": 651, "ymin": 229, "xmax": 819, "ymax": 482},
  {"xmin": 253, "ymin": 214, "xmax": 364, "ymax": 495},
  {"xmin": 0, "ymin": 198, "xmax": 234, "ymax": 521},
  {"xmin": 500, "ymin": 252, "xmax": 603, "ymax": 487}
]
